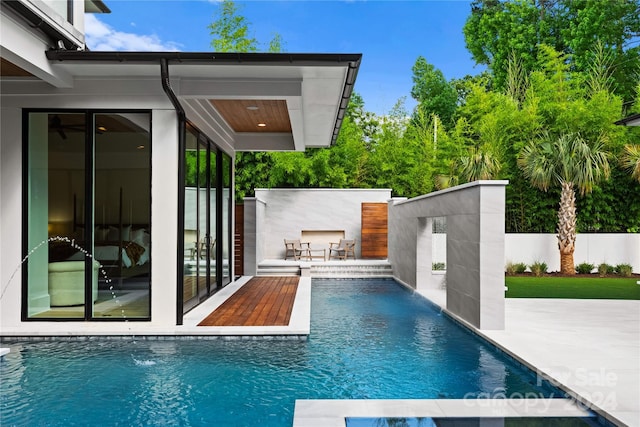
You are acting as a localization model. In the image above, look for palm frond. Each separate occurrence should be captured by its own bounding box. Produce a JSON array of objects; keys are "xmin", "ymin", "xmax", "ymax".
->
[{"xmin": 621, "ymin": 144, "xmax": 640, "ymax": 182}]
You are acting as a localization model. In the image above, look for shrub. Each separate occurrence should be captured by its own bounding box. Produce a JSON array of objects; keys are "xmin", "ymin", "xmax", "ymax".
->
[
  {"xmin": 529, "ymin": 261, "xmax": 548, "ymax": 277},
  {"xmin": 615, "ymin": 263, "xmax": 633, "ymax": 277},
  {"xmin": 575, "ymin": 263, "xmax": 595, "ymax": 274},
  {"xmin": 432, "ymin": 262, "xmax": 446, "ymax": 271},
  {"xmin": 514, "ymin": 262, "xmax": 527, "ymax": 274},
  {"xmin": 598, "ymin": 263, "xmax": 613, "ymax": 277},
  {"xmin": 505, "ymin": 262, "xmax": 528, "ymax": 275}
]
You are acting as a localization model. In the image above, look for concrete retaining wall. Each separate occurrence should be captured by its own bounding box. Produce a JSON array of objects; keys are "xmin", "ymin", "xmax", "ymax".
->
[{"xmin": 388, "ymin": 181, "xmax": 508, "ymax": 330}]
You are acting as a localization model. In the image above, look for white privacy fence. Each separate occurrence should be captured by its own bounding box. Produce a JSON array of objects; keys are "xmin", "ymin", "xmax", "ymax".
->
[{"xmin": 504, "ymin": 233, "xmax": 640, "ymax": 273}]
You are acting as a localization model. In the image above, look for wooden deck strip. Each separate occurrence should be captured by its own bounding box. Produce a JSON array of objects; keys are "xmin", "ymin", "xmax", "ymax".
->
[{"xmin": 197, "ymin": 276, "xmax": 299, "ymax": 326}]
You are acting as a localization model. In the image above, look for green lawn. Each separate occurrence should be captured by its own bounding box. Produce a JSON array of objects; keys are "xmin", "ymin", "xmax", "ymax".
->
[{"xmin": 505, "ymin": 276, "xmax": 640, "ymax": 300}]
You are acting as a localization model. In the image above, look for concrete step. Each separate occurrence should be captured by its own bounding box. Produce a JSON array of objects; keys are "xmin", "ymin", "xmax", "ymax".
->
[{"xmin": 256, "ymin": 260, "xmax": 393, "ymax": 278}]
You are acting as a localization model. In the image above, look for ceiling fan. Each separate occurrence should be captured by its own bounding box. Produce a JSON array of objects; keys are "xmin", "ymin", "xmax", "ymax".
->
[{"xmin": 49, "ymin": 115, "xmax": 86, "ymax": 140}]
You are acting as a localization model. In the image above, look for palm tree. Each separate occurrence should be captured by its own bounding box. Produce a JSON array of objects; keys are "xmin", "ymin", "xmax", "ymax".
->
[
  {"xmin": 518, "ymin": 132, "xmax": 610, "ymax": 275},
  {"xmin": 459, "ymin": 147, "xmax": 501, "ymax": 182},
  {"xmin": 621, "ymin": 144, "xmax": 640, "ymax": 182}
]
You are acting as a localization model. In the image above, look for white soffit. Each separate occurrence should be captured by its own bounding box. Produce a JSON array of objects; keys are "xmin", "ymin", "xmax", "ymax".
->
[{"xmin": 42, "ymin": 55, "xmax": 358, "ymax": 151}]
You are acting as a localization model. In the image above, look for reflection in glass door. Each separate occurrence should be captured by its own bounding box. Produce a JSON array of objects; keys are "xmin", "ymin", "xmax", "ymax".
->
[
  {"xmin": 207, "ymin": 149, "xmax": 217, "ymax": 292},
  {"xmin": 183, "ymin": 129, "xmax": 200, "ymax": 312},
  {"xmin": 221, "ymin": 153, "xmax": 232, "ymax": 286},
  {"xmin": 25, "ymin": 111, "xmax": 151, "ymax": 320},
  {"xmin": 182, "ymin": 125, "xmax": 229, "ymax": 316}
]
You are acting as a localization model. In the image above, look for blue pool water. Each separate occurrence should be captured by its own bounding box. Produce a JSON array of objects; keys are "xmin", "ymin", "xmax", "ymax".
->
[{"xmin": 1, "ymin": 279, "xmax": 561, "ymax": 426}]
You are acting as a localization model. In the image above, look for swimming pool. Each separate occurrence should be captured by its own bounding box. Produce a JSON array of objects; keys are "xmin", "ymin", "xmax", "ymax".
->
[{"xmin": 1, "ymin": 279, "xmax": 561, "ymax": 426}]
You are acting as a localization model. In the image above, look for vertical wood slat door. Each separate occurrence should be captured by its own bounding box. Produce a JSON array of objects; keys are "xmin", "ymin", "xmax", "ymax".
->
[
  {"xmin": 361, "ymin": 202, "xmax": 388, "ymax": 259},
  {"xmin": 234, "ymin": 204, "xmax": 244, "ymax": 276}
]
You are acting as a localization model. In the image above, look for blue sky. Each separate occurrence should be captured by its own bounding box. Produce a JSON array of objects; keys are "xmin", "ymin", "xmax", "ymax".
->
[{"xmin": 87, "ymin": 1, "xmax": 484, "ymax": 115}]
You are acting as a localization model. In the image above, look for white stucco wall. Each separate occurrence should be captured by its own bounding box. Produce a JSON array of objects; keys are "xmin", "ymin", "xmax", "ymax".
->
[
  {"xmin": 505, "ymin": 233, "xmax": 640, "ymax": 273},
  {"xmin": 252, "ymin": 188, "xmax": 392, "ymax": 261},
  {"xmin": 0, "ymin": 106, "xmax": 24, "ymax": 329},
  {"xmin": 0, "ymin": 76, "xmax": 191, "ymax": 334}
]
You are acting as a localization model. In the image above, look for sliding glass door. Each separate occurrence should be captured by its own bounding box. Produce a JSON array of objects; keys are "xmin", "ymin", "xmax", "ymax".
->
[
  {"xmin": 181, "ymin": 126, "xmax": 230, "ymax": 315},
  {"xmin": 24, "ymin": 111, "xmax": 151, "ymax": 321}
]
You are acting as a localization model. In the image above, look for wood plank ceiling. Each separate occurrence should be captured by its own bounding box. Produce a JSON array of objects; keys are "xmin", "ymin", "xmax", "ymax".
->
[
  {"xmin": 210, "ymin": 99, "xmax": 292, "ymax": 133},
  {"xmin": 0, "ymin": 58, "xmax": 33, "ymax": 77}
]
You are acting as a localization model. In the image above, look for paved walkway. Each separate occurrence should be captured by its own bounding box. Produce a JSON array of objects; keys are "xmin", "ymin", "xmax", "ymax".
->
[{"xmin": 420, "ymin": 289, "xmax": 640, "ymax": 427}]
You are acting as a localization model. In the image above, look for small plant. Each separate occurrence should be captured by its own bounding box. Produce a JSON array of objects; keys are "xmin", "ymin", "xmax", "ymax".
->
[
  {"xmin": 615, "ymin": 263, "xmax": 633, "ymax": 277},
  {"xmin": 575, "ymin": 263, "xmax": 595, "ymax": 274},
  {"xmin": 432, "ymin": 262, "xmax": 446, "ymax": 271},
  {"xmin": 506, "ymin": 262, "xmax": 528, "ymax": 275},
  {"xmin": 529, "ymin": 261, "xmax": 548, "ymax": 277},
  {"xmin": 598, "ymin": 263, "xmax": 613, "ymax": 277}
]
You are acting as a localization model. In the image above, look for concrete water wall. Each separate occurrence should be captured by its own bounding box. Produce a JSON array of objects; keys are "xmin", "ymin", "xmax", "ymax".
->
[{"xmin": 388, "ymin": 181, "xmax": 508, "ymax": 330}]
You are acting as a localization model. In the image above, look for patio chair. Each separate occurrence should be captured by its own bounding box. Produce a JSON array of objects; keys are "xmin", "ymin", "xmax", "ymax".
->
[
  {"xmin": 191, "ymin": 237, "xmax": 215, "ymax": 260},
  {"xmin": 284, "ymin": 239, "xmax": 311, "ymax": 260},
  {"xmin": 328, "ymin": 239, "xmax": 356, "ymax": 260}
]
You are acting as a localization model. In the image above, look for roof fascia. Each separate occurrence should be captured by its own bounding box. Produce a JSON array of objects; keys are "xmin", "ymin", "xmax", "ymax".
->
[
  {"xmin": 615, "ymin": 113, "xmax": 640, "ymax": 126},
  {"xmin": 45, "ymin": 50, "xmax": 362, "ymax": 66}
]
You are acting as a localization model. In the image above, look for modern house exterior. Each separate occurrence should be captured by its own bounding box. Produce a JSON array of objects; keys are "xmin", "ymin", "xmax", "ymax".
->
[{"xmin": 0, "ymin": 0, "xmax": 361, "ymax": 334}]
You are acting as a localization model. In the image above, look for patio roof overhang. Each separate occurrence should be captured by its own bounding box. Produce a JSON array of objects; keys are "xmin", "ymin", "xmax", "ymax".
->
[{"xmin": 43, "ymin": 51, "xmax": 362, "ymax": 151}]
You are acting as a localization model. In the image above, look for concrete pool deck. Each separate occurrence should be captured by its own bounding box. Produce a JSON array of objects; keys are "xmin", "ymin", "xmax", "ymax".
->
[
  {"xmin": 0, "ymin": 276, "xmax": 312, "ymax": 337},
  {"xmin": 419, "ymin": 288, "xmax": 640, "ymax": 427}
]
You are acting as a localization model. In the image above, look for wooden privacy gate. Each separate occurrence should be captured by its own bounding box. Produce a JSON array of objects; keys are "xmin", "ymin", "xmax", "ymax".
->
[{"xmin": 361, "ymin": 202, "xmax": 388, "ymax": 259}]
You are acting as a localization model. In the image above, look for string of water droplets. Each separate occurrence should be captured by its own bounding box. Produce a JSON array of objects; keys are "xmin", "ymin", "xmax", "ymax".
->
[{"xmin": 1, "ymin": 236, "xmax": 126, "ymax": 318}]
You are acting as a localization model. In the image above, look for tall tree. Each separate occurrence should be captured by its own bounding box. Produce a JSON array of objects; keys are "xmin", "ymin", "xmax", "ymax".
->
[
  {"xmin": 411, "ymin": 57, "xmax": 458, "ymax": 126},
  {"xmin": 463, "ymin": 0, "xmax": 640, "ymax": 102},
  {"xmin": 208, "ymin": 0, "xmax": 258, "ymax": 52},
  {"xmin": 209, "ymin": 0, "xmax": 285, "ymax": 53},
  {"xmin": 518, "ymin": 132, "xmax": 610, "ymax": 274}
]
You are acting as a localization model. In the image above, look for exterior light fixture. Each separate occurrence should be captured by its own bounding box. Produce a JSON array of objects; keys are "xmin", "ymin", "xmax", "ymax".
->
[
  {"xmin": 246, "ymin": 106, "xmax": 259, "ymax": 111},
  {"xmin": 257, "ymin": 123, "xmax": 267, "ymax": 127}
]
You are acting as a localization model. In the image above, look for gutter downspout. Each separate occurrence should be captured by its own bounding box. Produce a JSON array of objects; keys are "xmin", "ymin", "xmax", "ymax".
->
[{"xmin": 160, "ymin": 58, "xmax": 187, "ymax": 326}]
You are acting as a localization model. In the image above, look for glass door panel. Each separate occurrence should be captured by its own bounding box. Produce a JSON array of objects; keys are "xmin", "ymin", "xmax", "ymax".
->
[
  {"xmin": 221, "ymin": 153, "xmax": 232, "ymax": 286},
  {"xmin": 93, "ymin": 113, "xmax": 151, "ymax": 319},
  {"xmin": 208, "ymin": 148, "xmax": 218, "ymax": 291},
  {"xmin": 183, "ymin": 128, "xmax": 199, "ymax": 312},
  {"xmin": 197, "ymin": 140, "xmax": 208, "ymax": 300},
  {"xmin": 27, "ymin": 112, "xmax": 85, "ymax": 319}
]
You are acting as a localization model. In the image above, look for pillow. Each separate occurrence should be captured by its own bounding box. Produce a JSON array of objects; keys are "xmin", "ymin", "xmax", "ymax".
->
[
  {"xmin": 131, "ymin": 228, "xmax": 145, "ymax": 245},
  {"xmin": 107, "ymin": 226, "xmax": 119, "ymax": 241},
  {"xmin": 95, "ymin": 226, "xmax": 109, "ymax": 241},
  {"xmin": 120, "ymin": 248, "xmax": 132, "ymax": 268},
  {"xmin": 121, "ymin": 225, "xmax": 131, "ymax": 241}
]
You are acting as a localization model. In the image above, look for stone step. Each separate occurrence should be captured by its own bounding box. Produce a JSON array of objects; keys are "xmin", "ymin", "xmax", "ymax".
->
[{"xmin": 256, "ymin": 260, "xmax": 393, "ymax": 278}]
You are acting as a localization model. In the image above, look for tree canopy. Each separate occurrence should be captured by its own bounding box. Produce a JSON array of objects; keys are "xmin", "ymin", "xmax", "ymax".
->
[{"xmin": 208, "ymin": 0, "xmax": 640, "ymax": 233}]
